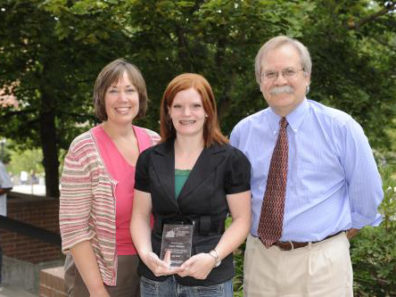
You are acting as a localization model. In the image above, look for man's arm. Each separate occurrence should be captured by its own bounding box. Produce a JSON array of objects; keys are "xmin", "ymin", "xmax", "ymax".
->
[{"xmin": 341, "ymin": 118, "xmax": 384, "ymax": 230}]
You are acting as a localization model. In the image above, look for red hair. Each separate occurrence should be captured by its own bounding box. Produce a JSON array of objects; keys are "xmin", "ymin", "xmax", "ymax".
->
[{"xmin": 160, "ymin": 73, "xmax": 228, "ymax": 147}]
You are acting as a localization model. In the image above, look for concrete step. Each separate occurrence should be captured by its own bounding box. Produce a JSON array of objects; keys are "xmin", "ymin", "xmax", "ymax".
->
[{"xmin": 0, "ymin": 285, "xmax": 37, "ymax": 297}]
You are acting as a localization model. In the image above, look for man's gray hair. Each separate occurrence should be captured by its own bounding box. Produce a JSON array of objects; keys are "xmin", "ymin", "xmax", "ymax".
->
[{"xmin": 255, "ymin": 36, "xmax": 312, "ymax": 84}]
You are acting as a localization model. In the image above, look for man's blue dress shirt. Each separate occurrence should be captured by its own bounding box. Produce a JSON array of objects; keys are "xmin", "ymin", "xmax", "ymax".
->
[{"xmin": 230, "ymin": 99, "xmax": 383, "ymax": 241}]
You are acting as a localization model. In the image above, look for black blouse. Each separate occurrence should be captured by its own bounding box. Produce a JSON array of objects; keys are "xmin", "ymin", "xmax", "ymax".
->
[{"xmin": 135, "ymin": 140, "xmax": 251, "ymax": 286}]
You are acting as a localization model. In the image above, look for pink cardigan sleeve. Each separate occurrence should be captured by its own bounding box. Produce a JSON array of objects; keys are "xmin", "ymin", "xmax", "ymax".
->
[{"xmin": 59, "ymin": 139, "xmax": 96, "ymax": 253}]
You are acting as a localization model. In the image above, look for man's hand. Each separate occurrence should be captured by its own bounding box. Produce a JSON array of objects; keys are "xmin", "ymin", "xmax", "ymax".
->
[
  {"xmin": 0, "ymin": 188, "xmax": 11, "ymax": 195},
  {"xmin": 346, "ymin": 228, "xmax": 359, "ymax": 239}
]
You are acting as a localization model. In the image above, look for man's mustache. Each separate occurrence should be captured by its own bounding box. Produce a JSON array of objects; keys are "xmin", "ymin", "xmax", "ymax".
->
[{"xmin": 270, "ymin": 86, "xmax": 294, "ymax": 95}]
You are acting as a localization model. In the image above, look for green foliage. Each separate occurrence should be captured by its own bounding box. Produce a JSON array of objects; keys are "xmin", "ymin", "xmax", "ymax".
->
[
  {"xmin": 7, "ymin": 148, "xmax": 44, "ymax": 176},
  {"xmin": 49, "ymin": 0, "xmax": 396, "ymax": 146},
  {"xmin": 349, "ymin": 161, "xmax": 396, "ymax": 296},
  {"xmin": 378, "ymin": 165, "xmax": 396, "ymax": 230},
  {"xmin": 0, "ymin": 0, "xmax": 137, "ymax": 195},
  {"xmin": 232, "ymin": 242, "xmax": 245, "ymax": 297},
  {"xmin": 0, "ymin": 0, "xmax": 124, "ymax": 149},
  {"xmin": 351, "ymin": 227, "xmax": 396, "ymax": 297},
  {"xmin": 301, "ymin": 0, "xmax": 396, "ymax": 148},
  {"xmin": 1, "ymin": 0, "xmax": 395, "ymax": 194}
]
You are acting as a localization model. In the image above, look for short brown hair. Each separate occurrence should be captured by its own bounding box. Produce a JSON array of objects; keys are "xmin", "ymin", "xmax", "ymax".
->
[
  {"xmin": 93, "ymin": 58, "xmax": 148, "ymax": 121},
  {"xmin": 160, "ymin": 73, "xmax": 228, "ymax": 147}
]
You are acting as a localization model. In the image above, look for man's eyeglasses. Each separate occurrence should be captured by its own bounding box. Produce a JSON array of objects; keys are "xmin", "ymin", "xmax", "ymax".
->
[{"xmin": 261, "ymin": 68, "xmax": 305, "ymax": 81}]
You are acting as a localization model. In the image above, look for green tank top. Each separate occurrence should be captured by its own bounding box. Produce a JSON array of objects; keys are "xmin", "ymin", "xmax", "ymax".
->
[{"xmin": 175, "ymin": 169, "xmax": 191, "ymax": 199}]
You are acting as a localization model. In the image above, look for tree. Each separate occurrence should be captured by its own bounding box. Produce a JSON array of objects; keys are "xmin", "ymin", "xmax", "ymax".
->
[
  {"xmin": 301, "ymin": 0, "xmax": 396, "ymax": 148},
  {"xmin": 0, "ymin": 0, "xmax": 132, "ymax": 197},
  {"xmin": 49, "ymin": 0, "xmax": 395, "ymax": 143},
  {"xmin": 1, "ymin": 0, "xmax": 395, "ymax": 197}
]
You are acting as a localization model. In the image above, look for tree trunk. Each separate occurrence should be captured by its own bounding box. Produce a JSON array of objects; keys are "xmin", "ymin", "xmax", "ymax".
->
[{"xmin": 39, "ymin": 95, "xmax": 59, "ymax": 198}]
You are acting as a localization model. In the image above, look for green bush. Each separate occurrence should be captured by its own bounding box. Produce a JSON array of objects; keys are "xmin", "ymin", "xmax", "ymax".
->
[
  {"xmin": 351, "ymin": 227, "xmax": 396, "ymax": 297},
  {"xmin": 233, "ymin": 243, "xmax": 245, "ymax": 297},
  {"xmin": 351, "ymin": 164, "xmax": 396, "ymax": 297}
]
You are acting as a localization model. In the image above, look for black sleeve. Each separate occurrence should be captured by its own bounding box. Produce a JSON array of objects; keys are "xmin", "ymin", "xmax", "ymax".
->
[
  {"xmin": 134, "ymin": 148, "xmax": 151, "ymax": 193},
  {"xmin": 224, "ymin": 146, "xmax": 251, "ymax": 194}
]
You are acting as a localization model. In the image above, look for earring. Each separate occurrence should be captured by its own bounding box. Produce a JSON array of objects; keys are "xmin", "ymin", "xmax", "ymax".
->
[
  {"xmin": 205, "ymin": 114, "xmax": 208, "ymax": 118},
  {"xmin": 306, "ymin": 85, "xmax": 310, "ymax": 95}
]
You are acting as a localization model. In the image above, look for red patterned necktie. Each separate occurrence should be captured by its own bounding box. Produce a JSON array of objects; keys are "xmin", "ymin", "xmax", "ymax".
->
[{"xmin": 258, "ymin": 117, "xmax": 288, "ymax": 248}]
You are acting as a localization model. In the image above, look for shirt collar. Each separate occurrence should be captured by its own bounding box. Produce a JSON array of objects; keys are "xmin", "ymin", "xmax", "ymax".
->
[
  {"xmin": 286, "ymin": 98, "xmax": 309, "ymax": 133},
  {"xmin": 268, "ymin": 98, "xmax": 309, "ymax": 134}
]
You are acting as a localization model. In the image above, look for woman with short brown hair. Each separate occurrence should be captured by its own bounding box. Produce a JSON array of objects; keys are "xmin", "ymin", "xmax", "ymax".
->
[{"xmin": 60, "ymin": 58, "xmax": 159, "ymax": 297}]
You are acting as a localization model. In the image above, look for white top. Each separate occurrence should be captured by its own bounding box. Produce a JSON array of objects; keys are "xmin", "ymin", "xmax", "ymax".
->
[{"xmin": 0, "ymin": 161, "xmax": 13, "ymax": 216}]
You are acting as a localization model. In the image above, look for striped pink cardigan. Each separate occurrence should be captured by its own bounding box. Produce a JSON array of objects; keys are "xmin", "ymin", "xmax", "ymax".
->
[{"xmin": 59, "ymin": 126, "xmax": 159, "ymax": 286}]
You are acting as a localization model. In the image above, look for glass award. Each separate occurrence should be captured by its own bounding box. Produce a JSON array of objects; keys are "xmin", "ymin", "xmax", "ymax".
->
[{"xmin": 160, "ymin": 224, "xmax": 193, "ymax": 267}]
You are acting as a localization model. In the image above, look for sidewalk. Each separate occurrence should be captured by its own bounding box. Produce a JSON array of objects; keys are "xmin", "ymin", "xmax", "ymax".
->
[
  {"xmin": 11, "ymin": 184, "xmax": 46, "ymax": 196},
  {"xmin": 0, "ymin": 285, "xmax": 37, "ymax": 297}
]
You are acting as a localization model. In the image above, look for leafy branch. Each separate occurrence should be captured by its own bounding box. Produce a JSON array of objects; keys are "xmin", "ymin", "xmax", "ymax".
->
[{"xmin": 347, "ymin": 1, "xmax": 396, "ymax": 30}]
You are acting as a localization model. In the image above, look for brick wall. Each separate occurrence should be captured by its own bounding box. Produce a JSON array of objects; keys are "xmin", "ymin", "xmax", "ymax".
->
[
  {"xmin": 40, "ymin": 267, "xmax": 67, "ymax": 297},
  {"xmin": 0, "ymin": 192, "xmax": 62, "ymax": 263}
]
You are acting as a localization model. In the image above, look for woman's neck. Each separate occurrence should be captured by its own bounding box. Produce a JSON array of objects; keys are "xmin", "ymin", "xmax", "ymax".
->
[
  {"xmin": 174, "ymin": 134, "xmax": 204, "ymax": 154},
  {"xmin": 174, "ymin": 134, "xmax": 204, "ymax": 170},
  {"xmin": 101, "ymin": 121, "xmax": 134, "ymax": 140}
]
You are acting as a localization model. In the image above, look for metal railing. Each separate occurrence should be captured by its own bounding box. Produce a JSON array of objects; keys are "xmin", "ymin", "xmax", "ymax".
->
[{"xmin": 0, "ymin": 215, "xmax": 61, "ymax": 247}]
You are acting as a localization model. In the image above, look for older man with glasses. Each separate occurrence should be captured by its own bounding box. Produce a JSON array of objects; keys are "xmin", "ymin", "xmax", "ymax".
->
[{"xmin": 230, "ymin": 35, "xmax": 383, "ymax": 297}]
